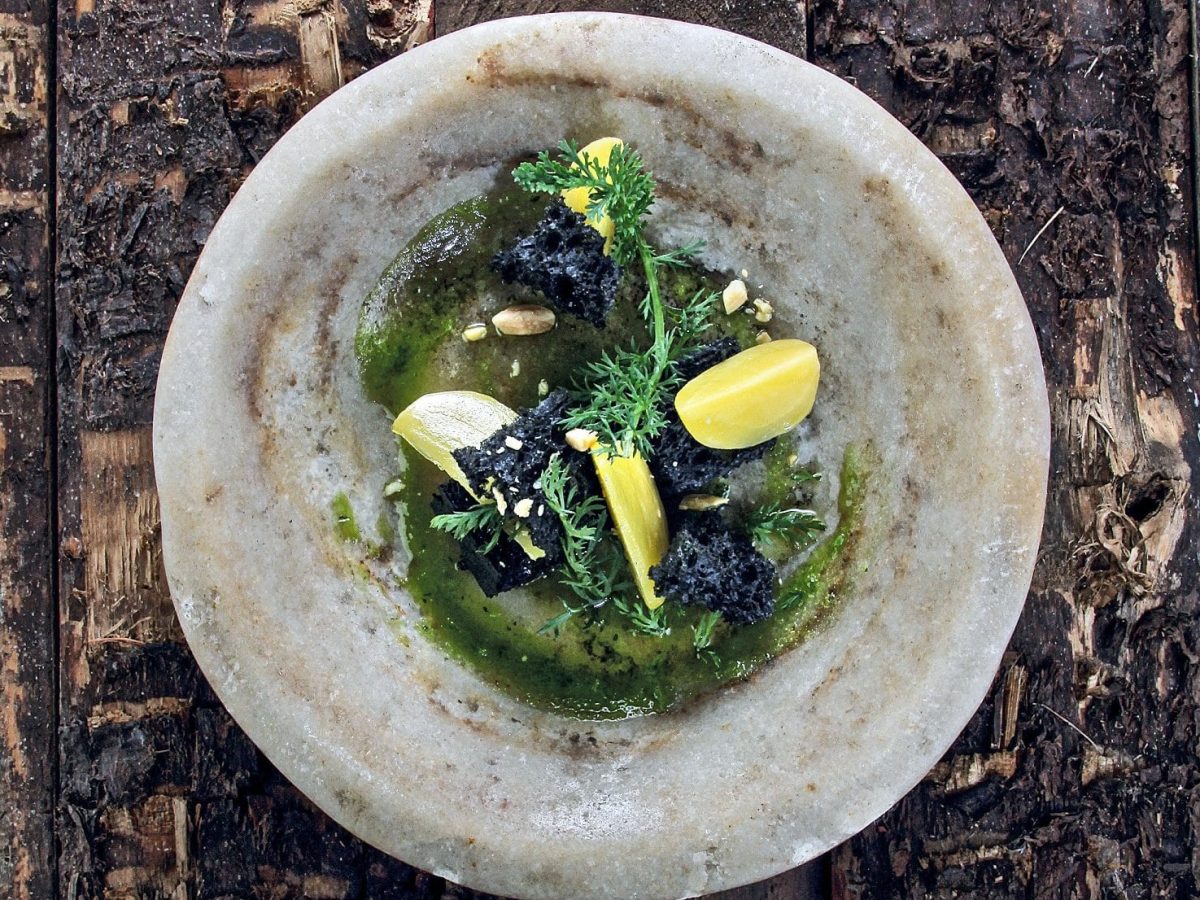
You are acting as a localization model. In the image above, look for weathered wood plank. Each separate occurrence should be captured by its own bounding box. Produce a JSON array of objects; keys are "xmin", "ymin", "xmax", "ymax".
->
[
  {"xmin": 53, "ymin": 0, "xmax": 440, "ymax": 895},
  {"xmin": 810, "ymin": 0, "xmax": 1200, "ymax": 895},
  {"xmin": 437, "ymin": 0, "xmax": 808, "ymax": 59},
  {"xmin": 0, "ymin": 4, "xmax": 55, "ymax": 898}
]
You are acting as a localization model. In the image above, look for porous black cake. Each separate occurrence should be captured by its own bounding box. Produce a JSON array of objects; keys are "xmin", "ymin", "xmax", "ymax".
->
[
  {"xmin": 492, "ymin": 200, "xmax": 621, "ymax": 327},
  {"xmin": 650, "ymin": 511, "xmax": 777, "ymax": 624},
  {"xmin": 452, "ymin": 389, "xmax": 573, "ymax": 563},
  {"xmin": 430, "ymin": 482, "xmax": 558, "ymax": 597}
]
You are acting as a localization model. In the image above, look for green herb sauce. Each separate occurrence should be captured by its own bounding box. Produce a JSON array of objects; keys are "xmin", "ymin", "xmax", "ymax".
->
[
  {"xmin": 331, "ymin": 492, "xmax": 361, "ymax": 543},
  {"xmin": 355, "ymin": 185, "xmax": 869, "ymax": 719}
]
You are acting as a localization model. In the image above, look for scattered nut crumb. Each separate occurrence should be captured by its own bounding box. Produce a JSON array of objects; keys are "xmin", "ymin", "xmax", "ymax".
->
[
  {"xmin": 740, "ymin": 268, "xmax": 749, "ymax": 279},
  {"xmin": 510, "ymin": 359, "xmax": 521, "ymax": 378},
  {"xmin": 722, "ymin": 279, "xmax": 749, "ymax": 314},
  {"xmin": 461, "ymin": 323, "xmax": 488, "ymax": 342},
  {"xmin": 565, "ymin": 428, "xmax": 599, "ymax": 452},
  {"xmin": 505, "ymin": 436, "xmax": 524, "ymax": 450},
  {"xmin": 753, "ymin": 298, "xmax": 774, "ymax": 323},
  {"xmin": 537, "ymin": 379, "xmax": 549, "ymax": 397},
  {"xmin": 491, "ymin": 487, "xmax": 508, "ymax": 515},
  {"xmin": 678, "ymin": 494, "xmax": 731, "ymax": 511},
  {"xmin": 513, "ymin": 498, "xmax": 534, "ymax": 518},
  {"xmin": 755, "ymin": 331, "xmax": 773, "ymax": 344}
]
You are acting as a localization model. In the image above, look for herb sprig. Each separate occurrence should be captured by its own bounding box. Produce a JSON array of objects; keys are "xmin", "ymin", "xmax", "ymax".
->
[
  {"xmin": 744, "ymin": 503, "xmax": 827, "ymax": 551},
  {"xmin": 537, "ymin": 454, "xmax": 627, "ymax": 633},
  {"xmin": 512, "ymin": 140, "xmax": 717, "ymax": 458},
  {"xmin": 613, "ymin": 595, "xmax": 671, "ymax": 637},
  {"xmin": 430, "ymin": 502, "xmax": 504, "ymax": 553}
]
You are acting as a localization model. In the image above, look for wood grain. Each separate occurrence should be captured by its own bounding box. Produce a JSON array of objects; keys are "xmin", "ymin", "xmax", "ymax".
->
[
  {"xmin": 39, "ymin": 0, "xmax": 1200, "ymax": 896},
  {"xmin": 436, "ymin": 0, "xmax": 808, "ymax": 57},
  {"xmin": 0, "ymin": 4, "xmax": 54, "ymax": 898},
  {"xmin": 53, "ymin": 0, "xmax": 438, "ymax": 895}
]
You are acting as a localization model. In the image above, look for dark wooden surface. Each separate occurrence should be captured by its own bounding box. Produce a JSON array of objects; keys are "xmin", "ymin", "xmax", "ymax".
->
[{"xmin": 0, "ymin": 0, "xmax": 1195, "ymax": 896}]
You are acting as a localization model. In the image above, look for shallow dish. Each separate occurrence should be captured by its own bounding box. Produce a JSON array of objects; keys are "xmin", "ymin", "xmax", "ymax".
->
[{"xmin": 154, "ymin": 13, "xmax": 1049, "ymax": 898}]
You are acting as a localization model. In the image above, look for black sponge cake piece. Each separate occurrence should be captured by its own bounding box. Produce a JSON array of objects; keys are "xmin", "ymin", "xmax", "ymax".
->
[
  {"xmin": 430, "ymin": 482, "xmax": 558, "ymax": 597},
  {"xmin": 452, "ymin": 389, "xmax": 576, "ymax": 565},
  {"xmin": 650, "ymin": 511, "xmax": 776, "ymax": 624},
  {"xmin": 492, "ymin": 200, "xmax": 621, "ymax": 327}
]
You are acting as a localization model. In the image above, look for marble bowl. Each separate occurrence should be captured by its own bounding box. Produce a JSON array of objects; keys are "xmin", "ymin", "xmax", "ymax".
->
[{"xmin": 154, "ymin": 13, "xmax": 1049, "ymax": 899}]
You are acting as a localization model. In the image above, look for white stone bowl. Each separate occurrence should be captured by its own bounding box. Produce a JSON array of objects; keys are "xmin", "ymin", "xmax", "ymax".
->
[{"xmin": 154, "ymin": 13, "xmax": 1049, "ymax": 898}]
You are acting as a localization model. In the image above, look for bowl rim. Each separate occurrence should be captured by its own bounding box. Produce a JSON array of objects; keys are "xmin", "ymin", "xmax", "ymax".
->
[{"xmin": 155, "ymin": 11, "xmax": 1050, "ymax": 897}]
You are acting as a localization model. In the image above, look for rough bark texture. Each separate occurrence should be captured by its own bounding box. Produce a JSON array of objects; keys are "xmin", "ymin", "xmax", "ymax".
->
[
  {"xmin": 814, "ymin": 1, "xmax": 1200, "ymax": 896},
  {"xmin": 53, "ymin": 0, "xmax": 445, "ymax": 896},
  {"xmin": 26, "ymin": 0, "xmax": 1199, "ymax": 896},
  {"xmin": 0, "ymin": 2, "xmax": 55, "ymax": 899},
  {"xmin": 436, "ymin": 0, "xmax": 808, "ymax": 56}
]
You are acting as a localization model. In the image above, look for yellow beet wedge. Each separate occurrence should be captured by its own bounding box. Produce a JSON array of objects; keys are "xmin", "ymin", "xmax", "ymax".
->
[
  {"xmin": 592, "ymin": 449, "xmax": 669, "ymax": 610},
  {"xmin": 562, "ymin": 136, "xmax": 622, "ymax": 255},
  {"xmin": 675, "ymin": 339, "xmax": 821, "ymax": 450},
  {"xmin": 392, "ymin": 391, "xmax": 517, "ymax": 496}
]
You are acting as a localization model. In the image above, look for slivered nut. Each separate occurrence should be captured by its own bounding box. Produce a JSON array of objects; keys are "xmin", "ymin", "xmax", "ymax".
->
[
  {"xmin": 678, "ymin": 494, "xmax": 730, "ymax": 511},
  {"xmin": 461, "ymin": 323, "xmax": 488, "ymax": 342},
  {"xmin": 755, "ymin": 331, "xmax": 773, "ymax": 344},
  {"xmin": 753, "ymin": 299, "xmax": 774, "ymax": 322},
  {"xmin": 513, "ymin": 498, "xmax": 534, "ymax": 518},
  {"xmin": 492, "ymin": 487, "xmax": 508, "ymax": 515},
  {"xmin": 722, "ymin": 279, "xmax": 749, "ymax": 314},
  {"xmin": 492, "ymin": 304, "xmax": 556, "ymax": 335},
  {"xmin": 565, "ymin": 428, "xmax": 599, "ymax": 452}
]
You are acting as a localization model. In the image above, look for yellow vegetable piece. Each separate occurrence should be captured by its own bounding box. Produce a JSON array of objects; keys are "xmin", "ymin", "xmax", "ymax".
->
[
  {"xmin": 562, "ymin": 136, "xmax": 622, "ymax": 255},
  {"xmin": 593, "ymin": 449, "xmax": 669, "ymax": 610},
  {"xmin": 392, "ymin": 391, "xmax": 517, "ymax": 496},
  {"xmin": 513, "ymin": 528, "xmax": 547, "ymax": 561},
  {"xmin": 674, "ymin": 339, "xmax": 821, "ymax": 450}
]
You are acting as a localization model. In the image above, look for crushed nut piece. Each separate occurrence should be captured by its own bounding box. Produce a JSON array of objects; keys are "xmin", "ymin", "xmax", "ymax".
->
[
  {"xmin": 753, "ymin": 298, "xmax": 774, "ymax": 323},
  {"xmin": 492, "ymin": 487, "xmax": 508, "ymax": 515},
  {"xmin": 461, "ymin": 323, "xmax": 488, "ymax": 342},
  {"xmin": 537, "ymin": 379, "xmax": 549, "ymax": 397},
  {"xmin": 722, "ymin": 279, "xmax": 749, "ymax": 314},
  {"xmin": 755, "ymin": 330, "xmax": 773, "ymax": 344},
  {"xmin": 510, "ymin": 359, "xmax": 521, "ymax": 377},
  {"xmin": 565, "ymin": 428, "xmax": 599, "ymax": 452},
  {"xmin": 505, "ymin": 436, "xmax": 524, "ymax": 450},
  {"xmin": 740, "ymin": 268, "xmax": 749, "ymax": 279},
  {"xmin": 678, "ymin": 494, "xmax": 731, "ymax": 511},
  {"xmin": 492, "ymin": 304, "xmax": 557, "ymax": 335},
  {"xmin": 513, "ymin": 498, "xmax": 534, "ymax": 518}
]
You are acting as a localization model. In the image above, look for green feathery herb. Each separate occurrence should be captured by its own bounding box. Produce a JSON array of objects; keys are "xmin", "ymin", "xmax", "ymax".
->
[
  {"xmin": 790, "ymin": 469, "xmax": 822, "ymax": 487},
  {"xmin": 513, "ymin": 140, "xmax": 655, "ymax": 267},
  {"xmin": 537, "ymin": 454, "xmax": 629, "ymax": 634},
  {"xmin": 612, "ymin": 595, "xmax": 671, "ymax": 637},
  {"xmin": 430, "ymin": 502, "xmax": 504, "ymax": 554},
  {"xmin": 692, "ymin": 610, "xmax": 722, "ymax": 656},
  {"xmin": 744, "ymin": 503, "xmax": 827, "ymax": 551},
  {"xmin": 512, "ymin": 140, "xmax": 716, "ymax": 458}
]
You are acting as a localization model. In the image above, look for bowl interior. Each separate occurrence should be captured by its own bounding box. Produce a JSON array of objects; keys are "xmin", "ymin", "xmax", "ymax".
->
[{"xmin": 154, "ymin": 13, "xmax": 1048, "ymax": 899}]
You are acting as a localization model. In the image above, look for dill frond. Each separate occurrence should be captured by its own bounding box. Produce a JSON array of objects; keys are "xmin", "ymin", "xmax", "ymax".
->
[{"xmin": 430, "ymin": 502, "xmax": 504, "ymax": 554}]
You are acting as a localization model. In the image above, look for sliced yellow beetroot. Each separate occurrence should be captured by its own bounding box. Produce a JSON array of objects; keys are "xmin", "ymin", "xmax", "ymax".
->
[
  {"xmin": 592, "ymin": 449, "xmax": 669, "ymax": 610},
  {"xmin": 562, "ymin": 136, "xmax": 622, "ymax": 255},
  {"xmin": 674, "ymin": 339, "xmax": 820, "ymax": 450}
]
